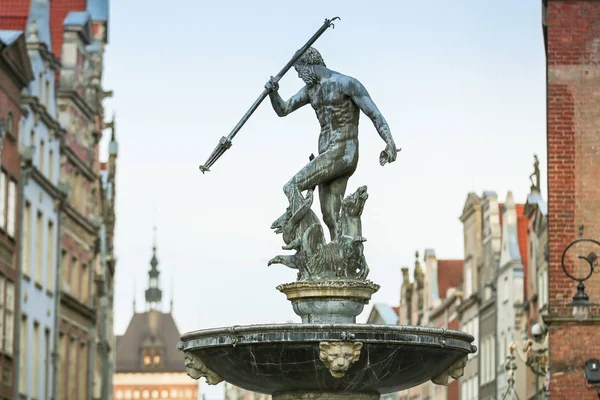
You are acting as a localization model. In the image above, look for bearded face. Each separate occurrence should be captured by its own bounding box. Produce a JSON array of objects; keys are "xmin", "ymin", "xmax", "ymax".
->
[{"xmin": 295, "ymin": 65, "xmax": 320, "ymax": 86}]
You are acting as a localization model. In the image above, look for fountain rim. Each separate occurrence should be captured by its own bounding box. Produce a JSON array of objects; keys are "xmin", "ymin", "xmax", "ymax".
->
[{"xmin": 178, "ymin": 323, "xmax": 476, "ymax": 354}]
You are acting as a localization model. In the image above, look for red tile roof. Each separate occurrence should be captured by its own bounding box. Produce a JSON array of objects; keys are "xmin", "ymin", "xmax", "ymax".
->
[
  {"xmin": 392, "ymin": 306, "xmax": 399, "ymax": 316},
  {"xmin": 437, "ymin": 260, "xmax": 463, "ymax": 299},
  {"xmin": 0, "ymin": 1, "xmax": 31, "ymax": 31},
  {"xmin": 50, "ymin": 0, "xmax": 87, "ymax": 58}
]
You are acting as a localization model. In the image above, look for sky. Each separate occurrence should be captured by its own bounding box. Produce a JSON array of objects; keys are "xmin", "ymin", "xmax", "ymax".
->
[{"xmin": 100, "ymin": 0, "xmax": 546, "ymax": 398}]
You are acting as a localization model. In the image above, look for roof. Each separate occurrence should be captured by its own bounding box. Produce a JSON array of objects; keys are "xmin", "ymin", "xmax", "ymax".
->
[
  {"xmin": 0, "ymin": 30, "xmax": 21, "ymax": 46},
  {"xmin": 50, "ymin": 0, "xmax": 87, "ymax": 58},
  {"xmin": 63, "ymin": 11, "xmax": 91, "ymax": 27},
  {"xmin": 437, "ymin": 260, "xmax": 463, "ymax": 299},
  {"xmin": 87, "ymin": 0, "xmax": 109, "ymax": 21},
  {"xmin": 0, "ymin": 1, "xmax": 30, "ymax": 31},
  {"xmin": 115, "ymin": 311, "xmax": 185, "ymax": 373}
]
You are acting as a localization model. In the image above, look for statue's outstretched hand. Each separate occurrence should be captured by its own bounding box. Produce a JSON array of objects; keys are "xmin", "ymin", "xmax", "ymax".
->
[
  {"xmin": 265, "ymin": 76, "xmax": 279, "ymax": 93},
  {"xmin": 379, "ymin": 143, "xmax": 399, "ymax": 166}
]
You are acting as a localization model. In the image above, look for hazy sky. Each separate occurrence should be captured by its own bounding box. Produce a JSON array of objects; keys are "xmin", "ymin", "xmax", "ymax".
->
[{"xmin": 100, "ymin": 0, "xmax": 546, "ymax": 397}]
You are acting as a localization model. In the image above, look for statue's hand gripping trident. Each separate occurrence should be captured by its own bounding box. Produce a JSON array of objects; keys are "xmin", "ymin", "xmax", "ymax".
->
[{"xmin": 199, "ymin": 17, "xmax": 340, "ymax": 173}]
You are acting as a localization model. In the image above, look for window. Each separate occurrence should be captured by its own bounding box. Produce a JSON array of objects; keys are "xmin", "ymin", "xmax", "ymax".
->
[
  {"xmin": 0, "ymin": 276, "xmax": 4, "ymax": 353},
  {"xmin": 22, "ymin": 202, "xmax": 31, "ymax": 276},
  {"xmin": 0, "ymin": 172, "xmax": 6, "ymax": 229},
  {"xmin": 30, "ymin": 130, "xmax": 35, "ymax": 147},
  {"xmin": 7, "ymin": 179, "xmax": 16, "ymax": 237},
  {"xmin": 46, "ymin": 221, "xmax": 54, "ymax": 291},
  {"xmin": 70, "ymin": 257, "xmax": 79, "ymax": 298},
  {"xmin": 5, "ymin": 281, "xmax": 14, "ymax": 356},
  {"xmin": 48, "ymin": 150, "xmax": 54, "ymax": 182},
  {"xmin": 5, "ymin": 112, "xmax": 12, "ymax": 136},
  {"xmin": 38, "ymin": 73, "xmax": 43, "ymax": 101},
  {"xmin": 79, "ymin": 342, "xmax": 87, "ymax": 399},
  {"xmin": 45, "ymin": 80, "xmax": 50, "ymax": 108},
  {"xmin": 81, "ymin": 263, "xmax": 89, "ymax": 304},
  {"xmin": 18, "ymin": 315, "xmax": 26, "ymax": 395},
  {"xmin": 490, "ymin": 336, "xmax": 495, "ymax": 380},
  {"xmin": 153, "ymin": 354, "xmax": 160, "ymax": 365},
  {"xmin": 58, "ymin": 333, "xmax": 66, "ymax": 400},
  {"xmin": 44, "ymin": 328, "xmax": 50, "ymax": 400},
  {"xmin": 464, "ymin": 262, "xmax": 472, "ymax": 297},
  {"xmin": 39, "ymin": 140, "xmax": 45, "ymax": 173},
  {"xmin": 61, "ymin": 250, "xmax": 68, "ymax": 290},
  {"xmin": 35, "ymin": 211, "xmax": 43, "ymax": 283},
  {"xmin": 68, "ymin": 338, "xmax": 76, "ymax": 397},
  {"xmin": 143, "ymin": 354, "xmax": 151, "ymax": 365},
  {"xmin": 33, "ymin": 322, "xmax": 40, "ymax": 399}
]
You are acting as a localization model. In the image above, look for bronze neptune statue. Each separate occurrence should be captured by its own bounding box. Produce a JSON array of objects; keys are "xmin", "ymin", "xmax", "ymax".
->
[{"xmin": 265, "ymin": 48, "xmax": 398, "ymax": 240}]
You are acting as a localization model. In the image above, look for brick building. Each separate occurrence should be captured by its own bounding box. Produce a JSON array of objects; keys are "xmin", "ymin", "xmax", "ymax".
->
[
  {"xmin": 542, "ymin": 0, "xmax": 600, "ymax": 398},
  {"xmin": 0, "ymin": 29, "xmax": 33, "ymax": 400}
]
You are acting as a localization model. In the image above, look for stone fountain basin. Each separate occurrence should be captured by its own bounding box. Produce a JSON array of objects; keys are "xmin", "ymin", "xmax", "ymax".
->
[{"xmin": 178, "ymin": 323, "xmax": 475, "ymax": 395}]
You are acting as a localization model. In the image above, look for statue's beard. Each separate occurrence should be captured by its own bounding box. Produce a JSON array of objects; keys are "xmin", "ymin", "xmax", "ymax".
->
[{"xmin": 297, "ymin": 66, "xmax": 320, "ymax": 86}]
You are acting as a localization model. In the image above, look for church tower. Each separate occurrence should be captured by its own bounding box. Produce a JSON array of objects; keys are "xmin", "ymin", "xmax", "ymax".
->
[
  {"xmin": 145, "ymin": 229, "xmax": 163, "ymax": 310},
  {"xmin": 114, "ymin": 230, "xmax": 198, "ymax": 399}
]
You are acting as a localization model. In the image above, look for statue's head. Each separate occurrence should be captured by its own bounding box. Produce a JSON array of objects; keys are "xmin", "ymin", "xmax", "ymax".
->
[{"xmin": 294, "ymin": 47, "xmax": 326, "ymax": 86}]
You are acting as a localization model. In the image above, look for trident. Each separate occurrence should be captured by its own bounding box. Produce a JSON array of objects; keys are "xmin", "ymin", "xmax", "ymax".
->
[{"xmin": 199, "ymin": 17, "xmax": 341, "ymax": 173}]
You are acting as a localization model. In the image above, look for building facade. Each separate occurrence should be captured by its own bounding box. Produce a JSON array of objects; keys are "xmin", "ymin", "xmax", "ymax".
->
[
  {"xmin": 48, "ymin": 1, "xmax": 111, "ymax": 398},
  {"xmin": 17, "ymin": 3, "xmax": 63, "ymax": 399},
  {"xmin": 398, "ymin": 251, "xmax": 463, "ymax": 400},
  {"xmin": 114, "ymin": 241, "xmax": 198, "ymax": 400},
  {"xmin": 543, "ymin": 1, "xmax": 600, "ymax": 398},
  {"xmin": 495, "ymin": 192, "xmax": 529, "ymax": 400},
  {"xmin": 0, "ymin": 28, "xmax": 34, "ymax": 400},
  {"xmin": 458, "ymin": 194, "xmax": 482, "ymax": 400},
  {"xmin": 477, "ymin": 192, "xmax": 501, "ymax": 400}
]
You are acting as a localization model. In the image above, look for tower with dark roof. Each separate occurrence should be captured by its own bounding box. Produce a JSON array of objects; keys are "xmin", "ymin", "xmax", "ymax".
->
[
  {"xmin": 145, "ymin": 230, "xmax": 163, "ymax": 309},
  {"xmin": 114, "ymin": 233, "xmax": 197, "ymax": 399}
]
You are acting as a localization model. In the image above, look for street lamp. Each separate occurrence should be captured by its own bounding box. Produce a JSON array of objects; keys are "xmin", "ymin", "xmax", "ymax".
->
[{"xmin": 561, "ymin": 238, "xmax": 599, "ymax": 321}]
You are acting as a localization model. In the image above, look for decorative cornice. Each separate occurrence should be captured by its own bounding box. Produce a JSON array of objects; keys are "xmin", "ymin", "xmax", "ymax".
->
[
  {"xmin": 31, "ymin": 167, "xmax": 63, "ymax": 200},
  {"xmin": 456, "ymin": 293, "xmax": 479, "ymax": 315},
  {"xmin": 21, "ymin": 96, "xmax": 65, "ymax": 137},
  {"xmin": 61, "ymin": 143, "xmax": 96, "ymax": 181},
  {"xmin": 26, "ymin": 41, "xmax": 61, "ymax": 71},
  {"xmin": 57, "ymin": 89, "xmax": 95, "ymax": 120},
  {"xmin": 64, "ymin": 202, "xmax": 98, "ymax": 235},
  {"xmin": 60, "ymin": 292, "xmax": 97, "ymax": 322}
]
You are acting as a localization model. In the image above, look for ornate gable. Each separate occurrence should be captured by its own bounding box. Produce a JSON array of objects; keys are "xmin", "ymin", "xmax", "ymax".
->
[{"xmin": 0, "ymin": 31, "xmax": 34, "ymax": 87}]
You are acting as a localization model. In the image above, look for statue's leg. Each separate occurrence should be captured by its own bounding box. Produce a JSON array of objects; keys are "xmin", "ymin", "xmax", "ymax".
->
[
  {"xmin": 283, "ymin": 148, "xmax": 353, "ymax": 215},
  {"xmin": 319, "ymin": 176, "xmax": 350, "ymax": 241}
]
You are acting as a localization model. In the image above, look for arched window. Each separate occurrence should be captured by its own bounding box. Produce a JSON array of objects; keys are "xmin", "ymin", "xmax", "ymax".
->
[{"xmin": 6, "ymin": 111, "xmax": 13, "ymax": 135}]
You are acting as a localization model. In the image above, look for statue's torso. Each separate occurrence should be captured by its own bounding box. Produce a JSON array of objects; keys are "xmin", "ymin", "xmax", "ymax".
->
[{"xmin": 308, "ymin": 73, "xmax": 360, "ymax": 155}]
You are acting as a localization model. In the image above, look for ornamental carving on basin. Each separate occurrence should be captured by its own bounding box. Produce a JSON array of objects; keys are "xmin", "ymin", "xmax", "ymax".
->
[
  {"xmin": 319, "ymin": 341, "xmax": 363, "ymax": 378},
  {"xmin": 431, "ymin": 354, "xmax": 468, "ymax": 385},
  {"xmin": 183, "ymin": 351, "xmax": 223, "ymax": 385}
]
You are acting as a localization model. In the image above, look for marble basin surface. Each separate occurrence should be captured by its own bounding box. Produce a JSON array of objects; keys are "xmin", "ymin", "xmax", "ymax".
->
[{"xmin": 178, "ymin": 323, "xmax": 475, "ymax": 396}]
